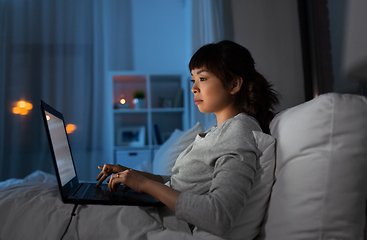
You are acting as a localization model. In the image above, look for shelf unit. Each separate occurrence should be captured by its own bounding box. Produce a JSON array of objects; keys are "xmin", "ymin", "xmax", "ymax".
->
[{"xmin": 108, "ymin": 71, "xmax": 189, "ymax": 170}]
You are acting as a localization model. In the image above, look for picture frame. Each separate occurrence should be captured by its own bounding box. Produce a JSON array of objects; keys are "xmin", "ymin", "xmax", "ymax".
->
[{"xmin": 116, "ymin": 126, "xmax": 146, "ymax": 147}]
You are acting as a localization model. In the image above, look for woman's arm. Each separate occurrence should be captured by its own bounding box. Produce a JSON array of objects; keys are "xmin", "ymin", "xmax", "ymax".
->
[
  {"xmin": 107, "ymin": 169, "xmax": 180, "ymax": 211},
  {"xmin": 175, "ymin": 155, "xmax": 256, "ymax": 236}
]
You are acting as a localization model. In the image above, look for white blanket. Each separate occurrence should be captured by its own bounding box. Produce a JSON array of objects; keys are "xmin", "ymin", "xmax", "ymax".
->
[{"xmin": 0, "ymin": 171, "xmax": 200, "ymax": 240}]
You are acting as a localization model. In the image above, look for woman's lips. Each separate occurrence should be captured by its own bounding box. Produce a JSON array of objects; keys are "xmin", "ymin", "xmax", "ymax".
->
[{"xmin": 194, "ymin": 99, "xmax": 203, "ymax": 105}]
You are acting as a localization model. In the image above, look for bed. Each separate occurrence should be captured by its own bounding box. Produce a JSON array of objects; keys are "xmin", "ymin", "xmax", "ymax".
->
[
  {"xmin": 1, "ymin": 93, "xmax": 367, "ymax": 240},
  {"xmin": 0, "ymin": 120, "xmax": 276, "ymax": 240},
  {"xmin": 0, "ymin": 171, "xmax": 203, "ymax": 240}
]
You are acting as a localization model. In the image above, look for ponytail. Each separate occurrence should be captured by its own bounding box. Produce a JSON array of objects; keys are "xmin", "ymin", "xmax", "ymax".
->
[{"xmin": 237, "ymin": 72, "xmax": 279, "ymax": 134}]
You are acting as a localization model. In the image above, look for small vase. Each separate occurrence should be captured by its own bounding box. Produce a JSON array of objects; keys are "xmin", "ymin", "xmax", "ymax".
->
[{"xmin": 133, "ymin": 98, "xmax": 146, "ymax": 109}]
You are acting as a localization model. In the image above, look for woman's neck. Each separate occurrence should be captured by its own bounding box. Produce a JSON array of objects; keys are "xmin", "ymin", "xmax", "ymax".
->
[{"xmin": 215, "ymin": 109, "xmax": 241, "ymax": 127}]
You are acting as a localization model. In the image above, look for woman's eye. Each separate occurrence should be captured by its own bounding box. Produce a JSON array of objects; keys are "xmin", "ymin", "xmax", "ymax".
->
[
  {"xmin": 200, "ymin": 77, "xmax": 206, "ymax": 81},
  {"xmin": 190, "ymin": 79, "xmax": 195, "ymax": 84}
]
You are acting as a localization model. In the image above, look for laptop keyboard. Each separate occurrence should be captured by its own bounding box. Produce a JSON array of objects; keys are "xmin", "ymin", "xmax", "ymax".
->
[
  {"xmin": 84, "ymin": 184, "xmax": 127, "ymax": 200},
  {"xmin": 71, "ymin": 183, "xmax": 156, "ymax": 203}
]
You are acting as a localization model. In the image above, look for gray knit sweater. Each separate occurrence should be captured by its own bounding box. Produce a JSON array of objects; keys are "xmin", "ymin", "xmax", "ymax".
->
[{"xmin": 170, "ymin": 113, "xmax": 261, "ymax": 236}]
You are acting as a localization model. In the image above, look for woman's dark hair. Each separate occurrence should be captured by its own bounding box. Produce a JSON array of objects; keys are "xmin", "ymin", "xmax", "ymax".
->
[{"xmin": 189, "ymin": 40, "xmax": 280, "ymax": 134}]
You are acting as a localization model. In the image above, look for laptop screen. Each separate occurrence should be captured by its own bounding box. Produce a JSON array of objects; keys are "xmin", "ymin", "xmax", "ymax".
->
[{"xmin": 45, "ymin": 110, "xmax": 76, "ymax": 186}]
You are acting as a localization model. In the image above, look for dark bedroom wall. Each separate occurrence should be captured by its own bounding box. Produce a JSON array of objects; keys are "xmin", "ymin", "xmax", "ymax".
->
[
  {"xmin": 230, "ymin": 0, "xmax": 305, "ymax": 113},
  {"xmin": 130, "ymin": 0, "xmax": 188, "ymax": 73},
  {"xmin": 296, "ymin": 0, "xmax": 365, "ymax": 98},
  {"xmin": 328, "ymin": 0, "xmax": 361, "ymax": 94}
]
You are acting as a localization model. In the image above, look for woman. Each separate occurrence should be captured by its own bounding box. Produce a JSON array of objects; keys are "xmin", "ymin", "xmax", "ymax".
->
[{"xmin": 96, "ymin": 40, "xmax": 279, "ymax": 236}]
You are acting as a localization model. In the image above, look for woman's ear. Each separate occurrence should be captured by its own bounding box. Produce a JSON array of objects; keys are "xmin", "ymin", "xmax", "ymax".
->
[{"xmin": 230, "ymin": 77, "xmax": 243, "ymax": 95}]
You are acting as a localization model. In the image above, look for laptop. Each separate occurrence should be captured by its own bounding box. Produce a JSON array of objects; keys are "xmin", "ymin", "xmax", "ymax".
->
[{"xmin": 40, "ymin": 100, "xmax": 162, "ymax": 206}]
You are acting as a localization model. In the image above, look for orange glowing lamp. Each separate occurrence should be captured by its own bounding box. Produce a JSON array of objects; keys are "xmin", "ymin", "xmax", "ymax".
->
[
  {"xmin": 13, "ymin": 100, "xmax": 33, "ymax": 115},
  {"xmin": 66, "ymin": 124, "xmax": 77, "ymax": 134}
]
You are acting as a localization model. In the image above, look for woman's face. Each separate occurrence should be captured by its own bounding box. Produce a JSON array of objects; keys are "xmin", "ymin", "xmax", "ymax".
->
[{"xmin": 191, "ymin": 68, "xmax": 236, "ymax": 116}]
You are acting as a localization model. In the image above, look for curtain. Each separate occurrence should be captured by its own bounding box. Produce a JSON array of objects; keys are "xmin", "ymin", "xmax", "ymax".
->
[
  {"xmin": 343, "ymin": 0, "xmax": 367, "ymax": 95},
  {"xmin": 0, "ymin": 0, "xmax": 225, "ymax": 181},
  {"xmin": 0, "ymin": 0, "xmax": 132, "ymax": 181},
  {"xmin": 189, "ymin": 0, "xmax": 224, "ymax": 129},
  {"xmin": 343, "ymin": 1, "xmax": 367, "ymax": 82}
]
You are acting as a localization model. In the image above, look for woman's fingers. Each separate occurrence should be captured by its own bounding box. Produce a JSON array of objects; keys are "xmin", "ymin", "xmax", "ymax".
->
[
  {"xmin": 108, "ymin": 173, "xmax": 122, "ymax": 192},
  {"xmin": 105, "ymin": 169, "xmax": 147, "ymax": 193},
  {"xmin": 108, "ymin": 170, "xmax": 132, "ymax": 192},
  {"xmin": 95, "ymin": 166, "xmax": 104, "ymax": 180},
  {"xmin": 96, "ymin": 165, "xmax": 112, "ymax": 186}
]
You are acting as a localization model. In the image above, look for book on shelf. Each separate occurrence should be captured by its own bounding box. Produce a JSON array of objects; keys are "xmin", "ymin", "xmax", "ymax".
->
[
  {"xmin": 153, "ymin": 124, "xmax": 162, "ymax": 145},
  {"xmin": 173, "ymin": 88, "xmax": 183, "ymax": 107}
]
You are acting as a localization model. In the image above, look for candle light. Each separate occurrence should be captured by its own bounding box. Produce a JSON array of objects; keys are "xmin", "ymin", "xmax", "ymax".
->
[{"xmin": 115, "ymin": 94, "xmax": 130, "ymax": 109}]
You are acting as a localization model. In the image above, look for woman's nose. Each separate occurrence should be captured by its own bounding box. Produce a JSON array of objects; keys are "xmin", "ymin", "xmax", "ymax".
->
[{"xmin": 191, "ymin": 84, "xmax": 199, "ymax": 94}]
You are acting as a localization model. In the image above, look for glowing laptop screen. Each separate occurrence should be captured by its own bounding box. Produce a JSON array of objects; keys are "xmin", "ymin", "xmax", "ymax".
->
[{"xmin": 45, "ymin": 110, "xmax": 76, "ymax": 186}]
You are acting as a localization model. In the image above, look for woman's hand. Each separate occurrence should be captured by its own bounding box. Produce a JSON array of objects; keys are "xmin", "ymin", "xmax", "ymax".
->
[
  {"xmin": 97, "ymin": 164, "xmax": 180, "ymax": 212},
  {"xmin": 107, "ymin": 169, "xmax": 149, "ymax": 193},
  {"xmin": 95, "ymin": 164, "xmax": 127, "ymax": 186}
]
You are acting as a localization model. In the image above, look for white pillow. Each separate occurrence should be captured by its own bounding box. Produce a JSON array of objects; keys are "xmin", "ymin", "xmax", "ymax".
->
[
  {"xmin": 153, "ymin": 122, "xmax": 204, "ymax": 175},
  {"xmin": 134, "ymin": 160, "xmax": 153, "ymax": 173},
  {"xmin": 257, "ymin": 93, "xmax": 367, "ymax": 240},
  {"xmin": 194, "ymin": 131, "xmax": 276, "ymax": 240}
]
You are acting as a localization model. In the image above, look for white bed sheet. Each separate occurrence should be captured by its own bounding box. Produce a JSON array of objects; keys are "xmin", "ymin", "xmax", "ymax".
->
[{"xmin": 0, "ymin": 171, "xmax": 200, "ymax": 240}]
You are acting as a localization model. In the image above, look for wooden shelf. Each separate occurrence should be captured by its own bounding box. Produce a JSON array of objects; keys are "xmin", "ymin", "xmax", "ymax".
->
[{"xmin": 109, "ymin": 71, "xmax": 189, "ymax": 171}]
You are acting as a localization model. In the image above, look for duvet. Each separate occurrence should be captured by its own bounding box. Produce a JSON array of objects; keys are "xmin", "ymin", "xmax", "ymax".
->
[{"xmin": 0, "ymin": 171, "xmax": 199, "ymax": 240}]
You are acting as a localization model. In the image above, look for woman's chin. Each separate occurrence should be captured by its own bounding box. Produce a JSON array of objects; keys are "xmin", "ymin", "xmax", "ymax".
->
[{"xmin": 197, "ymin": 107, "xmax": 210, "ymax": 114}]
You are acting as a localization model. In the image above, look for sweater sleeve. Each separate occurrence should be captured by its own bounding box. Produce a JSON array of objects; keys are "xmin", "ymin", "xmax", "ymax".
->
[{"xmin": 175, "ymin": 151, "xmax": 257, "ymax": 236}]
